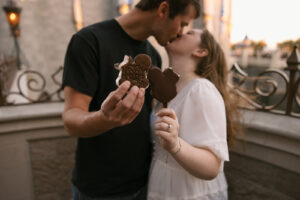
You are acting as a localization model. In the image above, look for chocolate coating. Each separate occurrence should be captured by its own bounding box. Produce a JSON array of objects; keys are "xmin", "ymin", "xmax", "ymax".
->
[{"xmin": 148, "ymin": 67, "xmax": 180, "ymax": 108}]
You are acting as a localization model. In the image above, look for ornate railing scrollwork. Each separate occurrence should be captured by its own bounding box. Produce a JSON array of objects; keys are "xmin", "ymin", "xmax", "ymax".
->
[
  {"xmin": 254, "ymin": 69, "xmax": 289, "ymax": 111},
  {"xmin": 230, "ymin": 45, "xmax": 300, "ymax": 118},
  {"xmin": 1, "ymin": 65, "xmax": 64, "ymax": 106},
  {"xmin": 10, "ymin": 70, "xmax": 47, "ymax": 103}
]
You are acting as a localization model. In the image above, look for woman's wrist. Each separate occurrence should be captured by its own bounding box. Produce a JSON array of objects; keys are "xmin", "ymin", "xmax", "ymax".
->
[{"xmin": 171, "ymin": 138, "xmax": 182, "ymax": 155}]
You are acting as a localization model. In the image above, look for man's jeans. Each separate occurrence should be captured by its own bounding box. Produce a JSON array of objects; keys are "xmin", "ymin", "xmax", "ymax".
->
[{"xmin": 72, "ymin": 184, "xmax": 147, "ymax": 200}]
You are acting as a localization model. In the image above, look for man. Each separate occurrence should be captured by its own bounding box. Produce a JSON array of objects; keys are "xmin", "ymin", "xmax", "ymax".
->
[{"xmin": 62, "ymin": 0, "xmax": 200, "ymax": 199}]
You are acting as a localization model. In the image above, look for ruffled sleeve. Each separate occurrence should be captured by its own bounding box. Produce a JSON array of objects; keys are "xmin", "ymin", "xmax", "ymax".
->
[{"xmin": 178, "ymin": 79, "xmax": 229, "ymax": 162}]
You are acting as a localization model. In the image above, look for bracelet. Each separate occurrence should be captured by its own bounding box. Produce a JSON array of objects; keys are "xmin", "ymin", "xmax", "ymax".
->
[{"xmin": 172, "ymin": 139, "xmax": 181, "ymax": 155}]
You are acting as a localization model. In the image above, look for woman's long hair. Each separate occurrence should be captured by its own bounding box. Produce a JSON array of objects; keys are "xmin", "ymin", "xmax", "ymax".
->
[{"xmin": 196, "ymin": 29, "xmax": 241, "ymax": 147}]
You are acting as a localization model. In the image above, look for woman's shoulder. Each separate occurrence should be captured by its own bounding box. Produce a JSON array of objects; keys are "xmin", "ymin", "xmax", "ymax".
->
[
  {"xmin": 189, "ymin": 78, "xmax": 219, "ymax": 95},
  {"xmin": 184, "ymin": 78, "xmax": 224, "ymax": 105}
]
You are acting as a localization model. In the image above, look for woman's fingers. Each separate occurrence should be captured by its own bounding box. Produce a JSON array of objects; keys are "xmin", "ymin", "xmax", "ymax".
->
[
  {"xmin": 156, "ymin": 108, "xmax": 177, "ymax": 120},
  {"xmin": 155, "ymin": 109, "xmax": 180, "ymax": 154},
  {"xmin": 155, "ymin": 130, "xmax": 179, "ymax": 153},
  {"xmin": 155, "ymin": 116, "xmax": 179, "ymax": 133},
  {"xmin": 155, "ymin": 118, "xmax": 171, "ymax": 128},
  {"xmin": 155, "ymin": 130, "xmax": 169, "ymax": 140}
]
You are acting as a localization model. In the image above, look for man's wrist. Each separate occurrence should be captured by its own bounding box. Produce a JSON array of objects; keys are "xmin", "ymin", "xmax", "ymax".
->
[{"xmin": 98, "ymin": 110, "xmax": 116, "ymax": 130}]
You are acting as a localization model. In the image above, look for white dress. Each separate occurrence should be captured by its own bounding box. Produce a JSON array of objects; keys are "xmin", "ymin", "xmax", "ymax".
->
[{"xmin": 147, "ymin": 78, "xmax": 229, "ymax": 200}]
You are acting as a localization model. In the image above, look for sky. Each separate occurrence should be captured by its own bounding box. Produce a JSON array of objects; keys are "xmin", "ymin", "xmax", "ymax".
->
[{"xmin": 231, "ymin": 0, "xmax": 300, "ymax": 48}]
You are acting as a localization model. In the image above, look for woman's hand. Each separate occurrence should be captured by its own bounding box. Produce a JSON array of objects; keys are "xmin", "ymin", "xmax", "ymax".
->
[{"xmin": 155, "ymin": 108, "xmax": 180, "ymax": 154}]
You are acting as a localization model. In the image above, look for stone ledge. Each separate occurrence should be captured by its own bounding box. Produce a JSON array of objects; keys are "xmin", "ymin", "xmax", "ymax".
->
[
  {"xmin": 0, "ymin": 117, "xmax": 64, "ymax": 135},
  {"xmin": 231, "ymin": 140, "xmax": 300, "ymax": 174},
  {"xmin": 0, "ymin": 102, "xmax": 64, "ymax": 135},
  {"xmin": 241, "ymin": 109, "xmax": 300, "ymax": 141},
  {"xmin": 0, "ymin": 102, "xmax": 64, "ymax": 122},
  {"xmin": 234, "ymin": 109, "xmax": 300, "ymax": 174}
]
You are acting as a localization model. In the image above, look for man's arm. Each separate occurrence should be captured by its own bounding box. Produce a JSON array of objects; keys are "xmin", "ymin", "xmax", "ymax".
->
[{"xmin": 62, "ymin": 81, "xmax": 145, "ymax": 138}]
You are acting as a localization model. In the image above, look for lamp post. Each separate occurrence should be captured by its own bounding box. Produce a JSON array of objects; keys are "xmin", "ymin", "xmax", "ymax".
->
[{"xmin": 3, "ymin": 0, "xmax": 22, "ymax": 70}]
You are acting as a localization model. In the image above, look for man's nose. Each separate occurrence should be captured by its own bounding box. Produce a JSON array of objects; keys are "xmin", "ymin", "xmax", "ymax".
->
[
  {"xmin": 177, "ymin": 29, "xmax": 183, "ymax": 38},
  {"xmin": 176, "ymin": 32, "xmax": 183, "ymax": 38}
]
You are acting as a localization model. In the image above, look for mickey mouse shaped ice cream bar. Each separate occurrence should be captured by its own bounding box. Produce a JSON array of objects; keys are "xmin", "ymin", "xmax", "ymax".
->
[
  {"xmin": 115, "ymin": 54, "xmax": 180, "ymax": 108},
  {"xmin": 115, "ymin": 54, "xmax": 152, "ymax": 88}
]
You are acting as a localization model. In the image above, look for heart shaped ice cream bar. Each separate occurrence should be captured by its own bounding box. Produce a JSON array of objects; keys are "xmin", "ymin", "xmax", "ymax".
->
[
  {"xmin": 148, "ymin": 66, "xmax": 180, "ymax": 108},
  {"xmin": 115, "ymin": 54, "xmax": 152, "ymax": 88}
]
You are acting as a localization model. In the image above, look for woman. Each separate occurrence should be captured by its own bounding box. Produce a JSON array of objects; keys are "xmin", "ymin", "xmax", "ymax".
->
[{"xmin": 147, "ymin": 29, "xmax": 240, "ymax": 200}]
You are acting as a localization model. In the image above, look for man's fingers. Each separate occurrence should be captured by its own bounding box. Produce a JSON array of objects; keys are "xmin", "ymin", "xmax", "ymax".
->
[
  {"xmin": 124, "ymin": 88, "xmax": 145, "ymax": 123},
  {"xmin": 101, "ymin": 83, "xmax": 146, "ymax": 127},
  {"xmin": 101, "ymin": 81, "xmax": 130, "ymax": 112},
  {"xmin": 112, "ymin": 85, "xmax": 139, "ymax": 119},
  {"xmin": 121, "ymin": 86, "xmax": 140, "ymax": 110}
]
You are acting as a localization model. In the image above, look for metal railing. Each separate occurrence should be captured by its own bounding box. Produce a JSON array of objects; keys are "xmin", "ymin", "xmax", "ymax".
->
[
  {"xmin": 0, "ymin": 55, "xmax": 17, "ymax": 106},
  {"xmin": 230, "ymin": 45, "xmax": 300, "ymax": 118},
  {"xmin": 1, "ymin": 46, "xmax": 300, "ymax": 118},
  {"xmin": 0, "ymin": 56, "xmax": 64, "ymax": 106}
]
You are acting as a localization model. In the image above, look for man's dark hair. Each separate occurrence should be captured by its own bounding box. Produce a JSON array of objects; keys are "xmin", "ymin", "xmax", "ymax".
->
[{"xmin": 135, "ymin": 0, "xmax": 201, "ymax": 19}]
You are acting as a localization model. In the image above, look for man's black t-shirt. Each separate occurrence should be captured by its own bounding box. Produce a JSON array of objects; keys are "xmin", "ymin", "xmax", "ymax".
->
[{"xmin": 62, "ymin": 19, "xmax": 161, "ymax": 197}]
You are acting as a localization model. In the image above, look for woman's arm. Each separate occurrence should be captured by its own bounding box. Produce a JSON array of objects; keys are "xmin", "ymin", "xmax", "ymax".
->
[{"xmin": 155, "ymin": 108, "xmax": 221, "ymax": 180}]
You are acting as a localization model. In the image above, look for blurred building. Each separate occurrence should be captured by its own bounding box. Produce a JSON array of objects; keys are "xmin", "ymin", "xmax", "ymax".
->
[
  {"xmin": 0, "ymin": 0, "xmax": 232, "ymax": 78},
  {"xmin": 0, "ymin": 0, "xmax": 232, "ymax": 101},
  {"xmin": 203, "ymin": 0, "xmax": 232, "ymax": 63},
  {"xmin": 0, "ymin": 0, "xmax": 119, "ymax": 96}
]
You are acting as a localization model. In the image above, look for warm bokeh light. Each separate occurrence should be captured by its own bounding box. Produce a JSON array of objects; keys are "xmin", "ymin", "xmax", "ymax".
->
[
  {"xmin": 9, "ymin": 13, "xmax": 17, "ymax": 24},
  {"xmin": 118, "ymin": 4, "xmax": 130, "ymax": 15},
  {"xmin": 204, "ymin": 14, "xmax": 213, "ymax": 22}
]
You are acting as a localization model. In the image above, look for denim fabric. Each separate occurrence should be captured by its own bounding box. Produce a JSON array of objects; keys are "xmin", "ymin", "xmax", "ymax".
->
[{"xmin": 72, "ymin": 184, "xmax": 147, "ymax": 200}]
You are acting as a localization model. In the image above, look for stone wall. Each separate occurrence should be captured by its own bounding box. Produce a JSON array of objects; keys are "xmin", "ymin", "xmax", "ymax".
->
[
  {"xmin": 0, "ymin": 102, "xmax": 70, "ymax": 200},
  {"xmin": 29, "ymin": 137, "xmax": 76, "ymax": 200},
  {"xmin": 0, "ymin": 0, "xmax": 118, "ymax": 93},
  {"xmin": 225, "ymin": 152, "xmax": 299, "ymax": 200}
]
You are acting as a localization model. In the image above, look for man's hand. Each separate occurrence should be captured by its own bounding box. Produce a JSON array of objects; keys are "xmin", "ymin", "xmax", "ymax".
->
[
  {"xmin": 101, "ymin": 81, "xmax": 145, "ymax": 127},
  {"xmin": 62, "ymin": 81, "xmax": 145, "ymax": 137}
]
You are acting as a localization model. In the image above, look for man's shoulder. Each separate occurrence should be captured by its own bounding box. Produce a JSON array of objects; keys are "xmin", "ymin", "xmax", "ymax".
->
[{"xmin": 75, "ymin": 19, "xmax": 117, "ymax": 39}]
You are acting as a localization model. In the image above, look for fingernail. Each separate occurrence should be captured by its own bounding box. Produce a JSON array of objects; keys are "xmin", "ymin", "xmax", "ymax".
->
[
  {"xmin": 124, "ymin": 81, "xmax": 130, "ymax": 87},
  {"xmin": 132, "ymin": 86, "xmax": 138, "ymax": 91}
]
